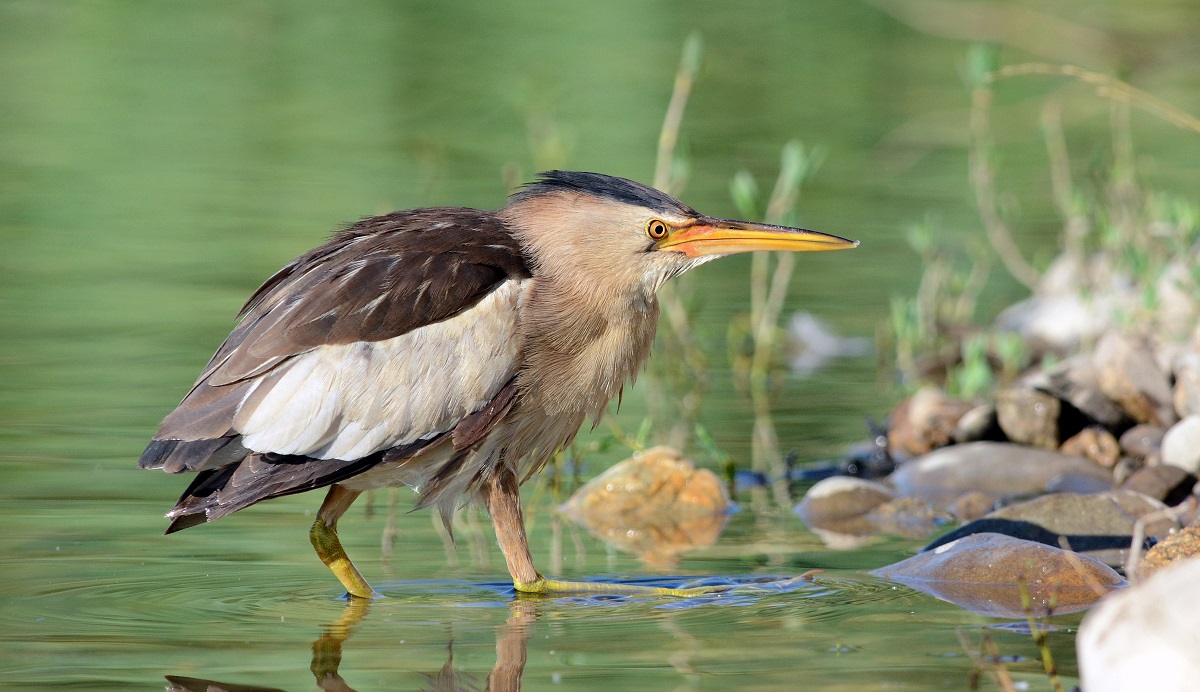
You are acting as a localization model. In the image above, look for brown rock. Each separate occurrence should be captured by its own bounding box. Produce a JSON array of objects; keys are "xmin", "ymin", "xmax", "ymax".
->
[
  {"xmin": 1120, "ymin": 465, "xmax": 1197, "ymax": 505},
  {"xmin": 865, "ymin": 497, "xmax": 950, "ymax": 538},
  {"xmin": 1118, "ymin": 423, "xmax": 1165, "ymax": 459},
  {"xmin": 1031, "ymin": 355, "xmax": 1130, "ymax": 429},
  {"xmin": 871, "ymin": 532, "xmax": 1124, "ymax": 618},
  {"xmin": 1138, "ymin": 522, "xmax": 1200, "ymax": 579},
  {"xmin": 953, "ymin": 404, "xmax": 1003, "ymax": 443},
  {"xmin": 1094, "ymin": 332, "xmax": 1178, "ymax": 427},
  {"xmin": 1060, "ymin": 427, "xmax": 1121, "ymax": 468},
  {"xmin": 888, "ymin": 387, "xmax": 974, "ymax": 456},
  {"xmin": 952, "ymin": 490, "xmax": 996, "ymax": 522},
  {"xmin": 995, "ymin": 387, "xmax": 1061, "ymax": 449},
  {"xmin": 1111, "ymin": 456, "xmax": 1146, "ymax": 486},
  {"xmin": 559, "ymin": 446, "xmax": 729, "ymax": 567}
]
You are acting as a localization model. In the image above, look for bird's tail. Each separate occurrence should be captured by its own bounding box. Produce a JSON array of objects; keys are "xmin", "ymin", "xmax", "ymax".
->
[{"xmin": 163, "ymin": 453, "xmax": 383, "ymax": 533}]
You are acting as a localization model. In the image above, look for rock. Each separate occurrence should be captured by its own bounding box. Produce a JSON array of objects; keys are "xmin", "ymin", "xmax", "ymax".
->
[
  {"xmin": 994, "ymin": 387, "xmax": 1061, "ymax": 449},
  {"xmin": 872, "ymin": 532, "xmax": 1124, "ymax": 618},
  {"xmin": 891, "ymin": 441, "xmax": 1113, "ymax": 504},
  {"xmin": 1031, "ymin": 355, "xmax": 1130, "ymax": 429},
  {"xmin": 887, "ymin": 387, "xmax": 974, "ymax": 457},
  {"xmin": 1060, "ymin": 426, "xmax": 1121, "ymax": 468},
  {"xmin": 865, "ymin": 497, "xmax": 950, "ymax": 538},
  {"xmin": 1174, "ymin": 352, "xmax": 1200, "ymax": 418},
  {"xmin": 1118, "ymin": 423, "xmax": 1165, "ymax": 459},
  {"xmin": 1111, "ymin": 456, "xmax": 1142, "ymax": 486},
  {"xmin": 1120, "ymin": 465, "xmax": 1197, "ymax": 505},
  {"xmin": 559, "ymin": 446, "xmax": 729, "ymax": 567},
  {"xmin": 923, "ymin": 491, "xmax": 1179, "ymax": 567},
  {"xmin": 1138, "ymin": 522, "xmax": 1200, "ymax": 580},
  {"xmin": 1155, "ymin": 260, "xmax": 1199, "ymax": 344},
  {"xmin": 953, "ymin": 404, "xmax": 1003, "ymax": 443},
  {"xmin": 792, "ymin": 477, "xmax": 897, "ymax": 525},
  {"xmin": 1162, "ymin": 416, "xmax": 1200, "ymax": 473},
  {"xmin": 1078, "ymin": 557, "xmax": 1200, "ymax": 691},
  {"xmin": 995, "ymin": 294, "xmax": 1111, "ymax": 353},
  {"xmin": 1094, "ymin": 332, "xmax": 1178, "ymax": 427},
  {"xmin": 951, "ymin": 490, "xmax": 996, "ymax": 522},
  {"xmin": 1045, "ymin": 471, "xmax": 1115, "ymax": 495}
]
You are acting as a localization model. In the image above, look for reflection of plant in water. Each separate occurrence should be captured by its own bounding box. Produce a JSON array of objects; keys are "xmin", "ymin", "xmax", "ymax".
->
[
  {"xmin": 727, "ymin": 142, "xmax": 825, "ymax": 510},
  {"xmin": 1018, "ymin": 581, "xmax": 1065, "ymax": 692}
]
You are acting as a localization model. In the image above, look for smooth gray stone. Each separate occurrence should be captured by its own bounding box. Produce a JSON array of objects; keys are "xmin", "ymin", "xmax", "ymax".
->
[
  {"xmin": 923, "ymin": 491, "xmax": 1178, "ymax": 566},
  {"xmin": 891, "ymin": 441, "xmax": 1113, "ymax": 504}
]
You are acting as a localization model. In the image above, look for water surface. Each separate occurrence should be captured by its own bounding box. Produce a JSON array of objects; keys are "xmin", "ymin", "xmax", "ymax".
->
[{"xmin": 3, "ymin": 1, "xmax": 1199, "ymax": 689}]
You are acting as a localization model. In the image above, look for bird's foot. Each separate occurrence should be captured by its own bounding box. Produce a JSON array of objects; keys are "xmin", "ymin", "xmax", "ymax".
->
[
  {"xmin": 310, "ymin": 517, "xmax": 377, "ymax": 600},
  {"xmin": 513, "ymin": 575, "xmax": 730, "ymax": 598}
]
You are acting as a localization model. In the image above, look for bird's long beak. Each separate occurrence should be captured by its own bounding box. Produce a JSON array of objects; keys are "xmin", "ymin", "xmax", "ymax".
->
[{"xmin": 657, "ymin": 217, "xmax": 858, "ymax": 258}]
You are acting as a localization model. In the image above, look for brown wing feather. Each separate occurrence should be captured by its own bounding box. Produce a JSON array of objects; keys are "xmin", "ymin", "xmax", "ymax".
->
[
  {"xmin": 199, "ymin": 208, "xmax": 528, "ymax": 387},
  {"xmin": 146, "ymin": 207, "xmax": 530, "ymax": 448}
]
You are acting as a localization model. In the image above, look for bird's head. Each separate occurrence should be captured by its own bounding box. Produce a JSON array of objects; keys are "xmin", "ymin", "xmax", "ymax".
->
[{"xmin": 501, "ymin": 171, "xmax": 857, "ymax": 298}]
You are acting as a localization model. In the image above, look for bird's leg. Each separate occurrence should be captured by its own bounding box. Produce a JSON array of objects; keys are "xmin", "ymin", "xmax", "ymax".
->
[
  {"xmin": 484, "ymin": 466, "xmax": 727, "ymax": 598},
  {"xmin": 311, "ymin": 485, "xmax": 376, "ymax": 599}
]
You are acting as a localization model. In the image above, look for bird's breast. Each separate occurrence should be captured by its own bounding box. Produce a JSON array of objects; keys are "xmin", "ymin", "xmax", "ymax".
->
[{"xmin": 515, "ymin": 280, "xmax": 659, "ymax": 422}]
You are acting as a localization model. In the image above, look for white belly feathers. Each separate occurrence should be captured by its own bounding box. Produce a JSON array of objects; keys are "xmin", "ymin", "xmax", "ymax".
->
[{"xmin": 234, "ymin": 279, "xmax": 526, "ymax": 460}]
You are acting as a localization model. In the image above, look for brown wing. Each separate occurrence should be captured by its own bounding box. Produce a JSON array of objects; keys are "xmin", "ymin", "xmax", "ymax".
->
[{"xmin": 140, "ymin": 207, "xmax": 531, "ymax": 474}]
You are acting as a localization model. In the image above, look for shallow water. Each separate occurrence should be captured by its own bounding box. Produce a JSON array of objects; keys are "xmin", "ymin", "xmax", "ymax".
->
[
  {"xmin": 5, "ymin": 492, "xmax": 1085, "ymax": 690},
  {"xmin": 3, "ymin": 1, "xmax": 1200, "ymax": 690}
]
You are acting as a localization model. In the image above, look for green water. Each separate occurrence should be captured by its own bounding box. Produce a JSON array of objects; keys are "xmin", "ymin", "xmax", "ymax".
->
[{"xmin": 3, "ymin": 1, "xmax": 1200, "ymax": 689}]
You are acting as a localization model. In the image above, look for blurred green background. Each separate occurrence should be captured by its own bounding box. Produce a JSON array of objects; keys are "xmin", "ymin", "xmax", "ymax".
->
[{"xmin": 2, "ymin": 1, "xmax": 1199, "ymax": 689}]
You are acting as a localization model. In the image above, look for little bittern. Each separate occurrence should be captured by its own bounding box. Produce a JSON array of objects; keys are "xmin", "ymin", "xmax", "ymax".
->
[{"xmin": 141, "ymin": 171, "xmax": 856, "ymax": 598}]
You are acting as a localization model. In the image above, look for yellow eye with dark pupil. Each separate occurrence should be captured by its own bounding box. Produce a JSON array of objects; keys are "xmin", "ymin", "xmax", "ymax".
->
[{"xmin": 646, "ymin": 220, "xmax": 669, "ymax": 240}]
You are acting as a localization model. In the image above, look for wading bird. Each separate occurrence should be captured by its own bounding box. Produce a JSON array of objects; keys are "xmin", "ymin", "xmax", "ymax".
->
[{"xmin": 140, "ymin": 171, "xmax": 856, "ymax": 598}]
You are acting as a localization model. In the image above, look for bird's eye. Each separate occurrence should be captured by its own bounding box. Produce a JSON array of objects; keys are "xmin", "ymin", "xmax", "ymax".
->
[{"xmin": 646, "ymin": 219, "xmax": 670, "ymax": 240}]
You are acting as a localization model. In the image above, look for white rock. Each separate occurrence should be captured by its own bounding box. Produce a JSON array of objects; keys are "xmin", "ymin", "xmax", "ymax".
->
[
  {"xmin": 795, "ymin": 476, "xmax": 895, "ymax": 520},
  {"xmin": 994, "ymin": 294, "xmax": 1111, "ymax": 352},
  {"xmin": 1078, "ymin": 557, "xmax": 1200, "ymax": 692},
  {"xmin": 1173, "ymin": 352, "xmax": 1200, "ymax": 418},
  {"xmin": 1161, "ymin": 416, "xmax": 1200, "ymax": 473}
]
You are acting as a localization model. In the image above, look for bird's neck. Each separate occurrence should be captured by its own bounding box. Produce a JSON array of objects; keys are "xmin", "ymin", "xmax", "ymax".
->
[{"xmin": 515, "ymin": 275, "xmax": 660, "ymax": 422}]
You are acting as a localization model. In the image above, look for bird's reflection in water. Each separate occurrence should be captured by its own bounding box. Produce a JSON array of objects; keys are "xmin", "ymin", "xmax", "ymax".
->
[
  {"xmin": 309, "ymin": 598, "xmax": 371, "ymax": 692},
  {"xmin": 164, "ymin": 598, "xmax": 536, "ymax": 692}
]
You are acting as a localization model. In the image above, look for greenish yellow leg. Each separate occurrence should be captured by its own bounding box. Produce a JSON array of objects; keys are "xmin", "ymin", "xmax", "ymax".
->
[
  {"xmin": 484, "ymin": 467, "xmax": 728, "ymax": 598},
  {"xmin": 311, "ymin": 486, "xmax": 376, "ymax": 599}
]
